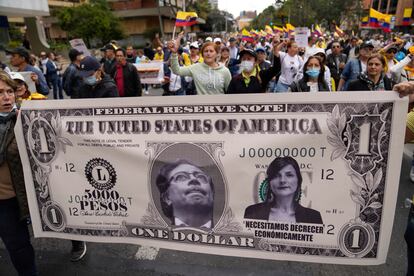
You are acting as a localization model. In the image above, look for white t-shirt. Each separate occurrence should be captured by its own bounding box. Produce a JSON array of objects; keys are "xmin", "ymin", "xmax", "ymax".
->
[
  {"xmin": 361, "ymin": 61, "xmax": 367, "ymax": 73},
  {"xmin": 279, "ymin": 52, "xmax": 303, "ymax": 85},
  {"xmin": 307, "ymin": 82, "xmax": 319, "ymax": 92}
]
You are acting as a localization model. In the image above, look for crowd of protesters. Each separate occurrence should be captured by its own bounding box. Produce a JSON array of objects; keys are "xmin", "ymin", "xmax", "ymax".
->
[{"xmin": 2, "ymin": 30, "xmax": 414, "ymax": 275}]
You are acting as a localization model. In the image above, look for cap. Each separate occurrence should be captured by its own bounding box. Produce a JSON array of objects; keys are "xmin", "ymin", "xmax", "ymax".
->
[
  {"xmin": 205, "ymin": 37, "xmax": 213, "ymax": 42},
  {"xmin": 239, "ymin": 48, "xmax": 257, "ymax": 60},
  {"xmin": 5, "ymin": 47, "xmax": 30, "ymax": 62},
  {"xmin": 229, "ymin": 37, "xmax": 236, "ymax": 42},
  {"xmin": 214, "ymin": 38, "xmax": 222, "ymax": 43},
  {"xmin": 79, "ymin": 56, "xmax": 101, "ymax": 78},
  {"xmin": 68, "ymin": 48, "xmax": 83, "ymax": 62},
  {"xmin": 190, "ymin": 42, "xmax": 199, "ymax": 49},
  {"xmin": 255, "ymin": 47, "xmax": 266, "ymax": 53},
  {"xmin": 360, "ymin": 42, "xmax": 374, "ymax": 49},
  {"xmin": 9, "ymin": 72, "xmax": 25, "ymax": 82},
  {"xmin": 386, "ymin": 45, "xmax": 398, "ymax": 53},
  {"xmin": 101, "ymin": 43, "xmax": 116, "ymax": 52}
]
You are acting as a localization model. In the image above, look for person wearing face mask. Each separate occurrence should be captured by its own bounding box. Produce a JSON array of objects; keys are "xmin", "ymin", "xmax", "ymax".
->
[
  {"xmin": 288, "ymin": 56, "xmax": 329, "ymax": 92},
  {"xmin": 226, "ymin": 46, "xmax": 281, "ymax": 94},
  {"xmin": 347, "ymin": 53, "xmax": 393, "ymax": 91},
  {"xmin": 168, "ymin": 35, "xmax": 232, "ymax": 95},
  {"xmin": 76, "ymin": 56, "xmax": 119, "ymax": 98},
  {"xmin": 0, "ymin": 72, "xmax": 37, "ymax": 275}
]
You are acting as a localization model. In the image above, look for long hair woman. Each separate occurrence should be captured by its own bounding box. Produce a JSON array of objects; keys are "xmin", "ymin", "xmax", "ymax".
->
[
  {"xmin": 168, "ymin": 36, "xmax": 232, "ymax": 95},
  {"xmin": 288, "ymin": 56, "xmax": 330, "ymax": 92},
  {"xmin": 244, "ymin": 156, "xmax": 323, "ymax": 224}
]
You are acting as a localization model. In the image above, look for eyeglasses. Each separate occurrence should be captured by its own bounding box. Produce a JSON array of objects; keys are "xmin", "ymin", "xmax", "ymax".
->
[{"xmin": 169, "ymin": 171, "xmax": 209, "ymax": 184}]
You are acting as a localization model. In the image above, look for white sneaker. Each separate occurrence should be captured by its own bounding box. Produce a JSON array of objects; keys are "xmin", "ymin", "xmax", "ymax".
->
[
  {"xmin": 410, "ymin": 163, "xmax": 414, "ymax": 182},
  {"xmin": 144, "ymin": 90, "xmax": 149, "ymax": 95}
]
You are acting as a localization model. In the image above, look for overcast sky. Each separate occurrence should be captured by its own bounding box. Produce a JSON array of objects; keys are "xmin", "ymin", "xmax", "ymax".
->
[{"xmin": 218, "ymin": 0, "xmax": 276, "ymax": 18}]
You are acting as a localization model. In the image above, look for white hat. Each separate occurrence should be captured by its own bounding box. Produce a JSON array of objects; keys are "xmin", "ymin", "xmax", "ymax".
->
[
  {"xmin": 190, "ymin": 42, "xmax": 199, "ymax": 49},
  {"xmin": 214, "ymin": 38, "xmax": 222, "ymax": 43},
  {"xmin": 9, "ymin": 72, "xmax": 25, "ymax": 82},
  {"xmin": 205, "ymin": 37, "xmax": 213, "ymax": 42}
]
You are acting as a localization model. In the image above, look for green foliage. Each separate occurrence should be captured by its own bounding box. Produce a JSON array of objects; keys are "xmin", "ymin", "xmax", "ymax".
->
[
  {"xmin": 48, "ymin": 41, "xmax": 70, "ymax": 53},
  {"xmin": 7, "ymin": 40, "xmax": 21, "ymax": 49},
  {"xmin": 186, "ymin": 0, "xmax": 212, "ymax": 20},
  {"xmin": 252, "ymin": 0, "xmax": 362, "ymax": 29},
  {"xmin": 55, "ymin": 0, "xmax": 124, "ymax": 46}
]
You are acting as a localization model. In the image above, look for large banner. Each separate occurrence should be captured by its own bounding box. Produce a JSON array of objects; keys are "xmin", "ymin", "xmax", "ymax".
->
[{"xmin": 15, "ymin": 93, "xmax": 407, "ymax": 265}]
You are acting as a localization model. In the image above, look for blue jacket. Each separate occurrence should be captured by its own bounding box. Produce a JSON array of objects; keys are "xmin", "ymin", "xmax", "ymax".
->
[
  {"xmin": 21, "ymin": 64, "xmax": 49, "ymax": 95},
  {"xmin": 340, "ymin": 59, "xmax": 363, "ymax": 91}
]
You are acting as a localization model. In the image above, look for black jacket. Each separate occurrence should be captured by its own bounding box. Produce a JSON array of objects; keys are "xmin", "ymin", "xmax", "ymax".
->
[
  {"xmin": 103, "ymin": 58, "xmax": 117, "ymax": 75},
  {"xmin": 326, "ymin": 53, "xmax": 347, "ymax": 82},
  {"xmin": 75, "ymin": 74, "xmax": 119, "ymax": 98},
  {"xmin": 289, "ymin": 78, "xmax": 330, "ymax": 92},
  {"xmin": 226, "ymin": 56, "xmax": 281, "ymax": 94},
  {"xmin": 110, "ymin": 63, "xmax": 142, "ymax": 97},
  {"xmin": 244, "ymin": 202, "xmax": 323, "ymax": 224},
  {"xmin": 62, "ymin": 63, "xmax": 82, "ymax": 98},
  {"xmin": 347, "ymin": 73, "xmax": 394, "ymax": 91}
]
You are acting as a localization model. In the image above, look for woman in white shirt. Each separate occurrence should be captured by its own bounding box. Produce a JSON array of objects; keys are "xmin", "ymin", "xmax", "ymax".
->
[{"xmin": 274, "ymin": 41, "xmax": 304, "ymax": 92}]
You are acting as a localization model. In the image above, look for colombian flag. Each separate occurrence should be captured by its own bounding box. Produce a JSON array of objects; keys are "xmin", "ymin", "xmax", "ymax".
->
[
  {"xmin": 242, "ymin": 29, "xmax": 254, "ymax": 43},
  {"xmin": 403, "ymin": 8, "xmax": 412, "ymax": 26},
  {"xmin": 273, "ymin": 26, "xmax": 284, "ymax": 33},
  {"xmin": 361, "ymin": 16, "xmax": 369, "ymax": 27},
  {"xmin": 369, "ymin": 8, "xmax": 391, "ymax": 30},
  {"xmin": 175, "ymin": 11, "xmax": 198, "ymax": 27},
  {"xmin": 314, "ymin": 24, "xmax": 323, "ymax": 37},
  {"xmin": 335, "ymin": 25, "xmax": 344, "ymax": 37},
  {"xmin": 265, "ymin": 25, "xmax": 273, "ymax": 35}
]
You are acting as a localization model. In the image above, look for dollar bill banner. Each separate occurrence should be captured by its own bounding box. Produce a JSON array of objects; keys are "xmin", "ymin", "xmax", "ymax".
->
[{"xmin": 15, "ymin": 92, "xmax": 407, "ymax": 265}]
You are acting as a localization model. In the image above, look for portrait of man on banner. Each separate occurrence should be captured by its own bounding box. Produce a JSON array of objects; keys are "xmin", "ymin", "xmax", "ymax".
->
[{"xmin": 151, "ymin": 143, "xmax": 226, "ymax": 230}]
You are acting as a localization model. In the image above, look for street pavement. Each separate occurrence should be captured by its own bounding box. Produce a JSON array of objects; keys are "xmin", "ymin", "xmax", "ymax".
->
[{"xmin": 0, "ymin": 90, "xmax": 412, "ymax": 275}]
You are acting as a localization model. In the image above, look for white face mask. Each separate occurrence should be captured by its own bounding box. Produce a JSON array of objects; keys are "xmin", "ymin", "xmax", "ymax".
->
[{"xmin": 240, "ymin": 60, "xmax": 255, "ymax": 72}]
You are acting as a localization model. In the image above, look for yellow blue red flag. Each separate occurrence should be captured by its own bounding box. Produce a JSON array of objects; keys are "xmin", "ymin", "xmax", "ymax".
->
[{"xmin": 175, "ymin": 11, "xmax": 198, "ymax": 27}]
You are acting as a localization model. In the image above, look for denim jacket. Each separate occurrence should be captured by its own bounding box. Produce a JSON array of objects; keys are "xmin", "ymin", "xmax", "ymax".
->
[{"xmin": 340, "ymin": 59, "xmax": 362, "ymax": 91}]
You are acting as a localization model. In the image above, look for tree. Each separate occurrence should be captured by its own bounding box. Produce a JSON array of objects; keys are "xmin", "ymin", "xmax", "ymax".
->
[
  {"xmin": 186, "ymin": 0, "xmax": 212, "ymax": 21},
  {"xmin": 252, "ymin": 0, "xmax": 362, "ymax": 30},
  {"xmin": 55, "ymin": 0, "xmax": 124, "ymax": 46}
]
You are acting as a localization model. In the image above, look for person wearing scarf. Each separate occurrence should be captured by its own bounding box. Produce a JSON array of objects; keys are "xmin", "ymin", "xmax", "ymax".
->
[
  {"xmin": 226, "ymin": 45, "xmax": 281, "ymax": 94},
  {"xmin": 347, "ymin": 53, "xmax": 394, "ymax": 91},
  {"xmin": 0, "ymin": 72, "xmax": 37, "ymax": 275}
]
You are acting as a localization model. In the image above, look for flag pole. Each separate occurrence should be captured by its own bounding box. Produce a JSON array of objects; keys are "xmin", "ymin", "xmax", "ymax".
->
[{"xmin": 172, "ymin": 25, "xmax": 177, "ymax": 41}]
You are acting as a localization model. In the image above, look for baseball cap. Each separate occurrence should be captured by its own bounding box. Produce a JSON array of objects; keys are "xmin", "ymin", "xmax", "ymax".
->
[
  {"xmin": 68, "ymin": 48, "xmax": 83, "ymax": 62},
  {"xmin": 79, "ymin": 56, "xmax": 101, "ymax": 78},
  {"xmin": 190, "ymin": 42, "xmax": 199, "ymax": 49},
  {"xmin": 205, "ymin": 37, "xmax": 213, "ymax": 42},
  {"xmin": 255, "ymin": 47, "xmax": 266, "ymax": 53},
  {"xmin": 360, "ymin": 42, "xmax": 374, "ymax": 49},
  {"xmin": 5, "ymin": 47, "xmax": 30, "ymax": 62},
  {"xmin": 9, "ymin": 72, "xmax": 26, "ymax": 82},
  {"xmin": 100, "ymin": 43, "xmax": 116, "ymax": 52},
  {"xmin": 214, "ymin": 38, "xmax": 222, "ymax": 43},
  {"xmin": 229, "ymin": 37, "xmax": 236, "ymax": 42},
  {"xmin": 239, "ymin": 48, "xmax": 257, "ymax": 60}
]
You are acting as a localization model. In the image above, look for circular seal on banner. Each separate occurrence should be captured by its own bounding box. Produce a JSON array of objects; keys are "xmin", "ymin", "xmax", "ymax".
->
[
  {"xmin": 41, "ymin": 201, "xmax": 66, "ymax": 232},
  {"xmin": 85, "ymin": 158, "xmax": 117, "ymax": 190},
  {"xmin": 338, "ymin": 220, "xmax": 375, "ymax": 257},
  {"xmin": 27, "ymin": 117, "xmax": 58, "ymax": 165}
]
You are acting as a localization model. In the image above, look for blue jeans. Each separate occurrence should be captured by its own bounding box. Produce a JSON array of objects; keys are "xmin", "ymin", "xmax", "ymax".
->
[
  {"xmin": 50, "ymin": 77, "xmax": 63, "ymax": 99},
  {"xmin": 0, "ymin": 197, "xmax": 37, "ymax": 276},
  {"xmin": 274, "ymin": 81, "xmax": 290, "ymax": 93},
  {"xmin": 406, "ymin": 204, "xmax": 414, "ymax": 276}
]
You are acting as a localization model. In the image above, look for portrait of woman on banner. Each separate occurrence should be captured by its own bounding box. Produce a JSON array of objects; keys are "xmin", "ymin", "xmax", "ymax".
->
[{"xmin": 244, "ymin": 156, "xmax": 323, "ymax": 224}]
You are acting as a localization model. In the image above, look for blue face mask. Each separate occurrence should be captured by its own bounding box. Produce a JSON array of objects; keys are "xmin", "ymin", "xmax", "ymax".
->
[
  {"xmin": 306, "ymin": 68, "xmax": 320, "ymax": 78},
  {"xmin": 84, "ymin": 75, "xmax": 98, "ymax": 86}
]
